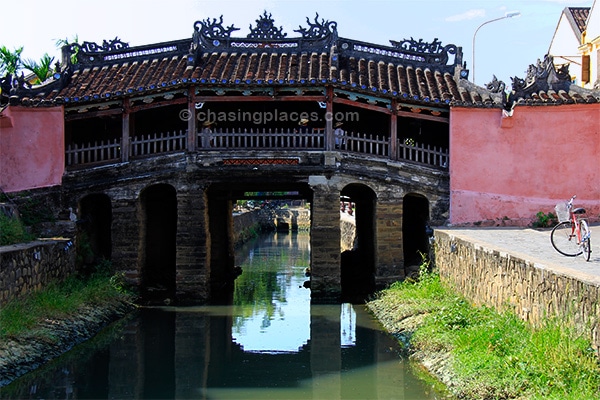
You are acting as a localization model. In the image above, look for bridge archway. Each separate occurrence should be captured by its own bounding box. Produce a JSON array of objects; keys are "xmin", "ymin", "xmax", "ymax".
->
[
  {"xmin": 140, "ymin": 184, "xmax": 177, "ymax": 303},
  {"xmin": 207, "ymin": 181, "xmax": 314, "ymax": 303},
  {"xmin": 402, "ymin": 193, "xmax": 430, "ymax": 270},
  {"xmin": 340, "ymin": 183, "xmax": 376, "ymax": 301},
  {"xmin": 78, "ymin": 193, "xmax": 112, "ymax": 267}
]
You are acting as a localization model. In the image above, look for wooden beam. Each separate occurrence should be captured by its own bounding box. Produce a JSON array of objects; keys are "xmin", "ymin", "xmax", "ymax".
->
[
  {"xmin": 187, "ymin": 87, "xmax": 197, "ymax": 152},
  {"xmin": 396, "ymin": 108, "xmax": 448, "ymax": 123},
  {"xmin": 390, "ymin": 99, "xmax": 397, "ymax": 160},
  {"xmin": 121, "ymin": 98, "xmax": 130, "ymax": 163},
  {"xmin": 326, "ymin": 86, "xmax": 334, "ymax": 150},
  {"xmin": 130, "ymin": 97, "xmax": 187, "ymax": 112},
  {"xmin": 65, "ymin": 108, "xmax": 122, "ymax": 121},
  {"xmin": 333, "ymin": 96, "xmax": 391, "ymax": 114},
  {"xmin": 193, "ymin": 95, "xmax": 326, "ymax": 103}
]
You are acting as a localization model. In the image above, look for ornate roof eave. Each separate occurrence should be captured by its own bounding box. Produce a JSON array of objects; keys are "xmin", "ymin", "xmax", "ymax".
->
[
  {"xmin": 191, "ymin": 12, "xmax": 339, "ymax": 58},
  {"xmin": 4, "ymin": 11, "xmax": 466, "ymax": 110}
]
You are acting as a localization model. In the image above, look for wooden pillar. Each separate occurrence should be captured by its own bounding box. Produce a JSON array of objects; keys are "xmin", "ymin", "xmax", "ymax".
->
[
  {"xmin": 390, "ymin": 99, "xmax": 397, "ymax": 160},
  {"xmin": 187, "ymin": 87, "xmax": 197, "ymax": 151},
  {"xmin": 325, "ymin": 86, "xmax": 334, "ymax": 151},
  {"xmin": 121, "ymin": 98, "xmax": 130, "ymax": 162}
]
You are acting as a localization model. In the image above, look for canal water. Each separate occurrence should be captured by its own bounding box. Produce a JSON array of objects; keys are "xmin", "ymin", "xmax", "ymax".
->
[{"xmin": 1, "ymin": 232, "xmax": 444, "ymax": 399}]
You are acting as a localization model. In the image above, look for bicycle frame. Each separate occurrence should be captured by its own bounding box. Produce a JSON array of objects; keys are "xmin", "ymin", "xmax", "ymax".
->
[
  {"xmin": 569, "ymin": 210, "xmax": 583, "ymax": 244},
  {"xmin": 566, "ymin": 196, "xmax": 582, "ymax": 245},
  {"xmin": 551, "ymin": 195, "xmax": 591, "ymax": 260}
]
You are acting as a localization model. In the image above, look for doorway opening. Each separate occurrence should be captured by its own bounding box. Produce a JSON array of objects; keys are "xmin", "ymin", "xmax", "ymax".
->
[{"xmin": 340, "ymin": 184, "xmax": 376, "ymax": 302}]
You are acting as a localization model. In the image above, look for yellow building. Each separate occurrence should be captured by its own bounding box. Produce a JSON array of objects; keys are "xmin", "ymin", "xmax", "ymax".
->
[
  {"xmin": 579, "ymin": 0, "xmax": 599, "ymax": 89},
  {"xmin": 549, "ymin": 1, "xmax": 599, "ymax": 89}
]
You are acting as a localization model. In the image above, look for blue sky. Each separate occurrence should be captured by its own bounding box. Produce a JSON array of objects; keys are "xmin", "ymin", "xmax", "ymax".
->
[{"xmin": 0, "ymin": 0, "xmax": 592, "ymax": 88}]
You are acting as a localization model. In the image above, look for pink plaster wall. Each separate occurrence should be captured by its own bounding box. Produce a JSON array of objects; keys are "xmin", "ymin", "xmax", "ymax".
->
[
  {"xmin": 449, "ymin": 104, "xmax": 600, "ymax": 225},
  {"xmin": 0, "ymin": 106, "xmax": 65, "ymax": 193}
]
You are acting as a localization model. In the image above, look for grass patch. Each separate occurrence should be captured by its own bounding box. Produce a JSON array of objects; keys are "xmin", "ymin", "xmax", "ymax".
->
[
  {"xmin": 0, "ymin": 262, "xmax": 133, "ymax": 339},
  {"xmin": 374, "ymin": 267, "xmax": 600, "ymax": 399},
  {"xmin": 0, "ymin": 213, "xmax": 35, "ymax": 245}
]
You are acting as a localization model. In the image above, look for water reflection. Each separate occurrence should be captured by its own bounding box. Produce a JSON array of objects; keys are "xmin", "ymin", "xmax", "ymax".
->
[
  {"xmin": 2, "ymin": 232, "xmax": 445, "ymax": 399},
  {"xmin": 232, "ymin": 232, "xmax": 311, "ymax": 354}
]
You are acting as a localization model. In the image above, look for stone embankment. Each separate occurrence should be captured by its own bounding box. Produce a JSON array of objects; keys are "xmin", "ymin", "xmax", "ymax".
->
[
  {"xmin": 0, "ymin": 299, "xmax": 135, "ymax": 387},
  {"xmin": 0, "ymin": 239, "xmax": 75, "ymax": 306},
  {"xmin": 366, "ymin": 298, "xmax": 456, "ymax": 393},
  {"xmin": 233, "ymin": 207, "xmax": 312, "ymax": 245},
  {"xmin": 435, "ymin": 227, "xmax": 600, "ymax": 350}
]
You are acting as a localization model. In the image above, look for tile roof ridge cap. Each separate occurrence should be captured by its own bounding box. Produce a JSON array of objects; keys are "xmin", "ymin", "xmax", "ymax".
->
[
  {"xmin": 457, "ymin": 78, "xmax": 481, "ymax": 90},
  {"xmin": 566, "ymin": 83, "xmax": 600, "ymax": 98}
]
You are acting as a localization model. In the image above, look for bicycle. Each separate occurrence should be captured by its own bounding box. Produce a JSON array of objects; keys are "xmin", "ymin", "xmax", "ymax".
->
[{"xmin": 550, "ymin": 195, "xmax": 592, "ymax": 261}]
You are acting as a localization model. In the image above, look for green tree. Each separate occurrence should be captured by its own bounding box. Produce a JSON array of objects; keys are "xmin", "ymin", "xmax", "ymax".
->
[
  {"xmin": 22, "ymin": 53, "xmax": 55, "ymax": 84},
  {"xmin": 0, "ymin": 45, "xmax": 23, "ymax": 76}
]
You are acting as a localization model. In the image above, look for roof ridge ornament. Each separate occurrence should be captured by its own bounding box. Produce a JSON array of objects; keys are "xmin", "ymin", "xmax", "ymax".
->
[
  {"xmin": 294, "ymin": 13, "xmax": 338, "ymax": 40},
  {"xmin": 504, "ymin": 54, "xmax": 573, "ymax": 108},
  {"xmin": 193, "ymin": 15, "xmax": 240, "ymax": 41},
  {"xmin": 390, "ymin": 37, "xmax": 443, "ymax": 54},
  {"xmin": 388, "ymin": 37, "xmax": 458, "ymax": 66},
  {"xmin": 486, "ymin": 75, "xmax": 506, "ymax": 93},
  {"xmin": 79, "ymin": 37, "xmax": 129, "ymax": 54},
  {"xmin": 247, "ymin": 11, "xmax": 287, "ymax": 39}
]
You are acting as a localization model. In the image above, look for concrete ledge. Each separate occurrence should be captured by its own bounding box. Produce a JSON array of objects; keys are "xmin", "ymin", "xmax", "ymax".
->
[{"xmin": 434, "ymin": 229, "xmax": 600, "ymax": 349}]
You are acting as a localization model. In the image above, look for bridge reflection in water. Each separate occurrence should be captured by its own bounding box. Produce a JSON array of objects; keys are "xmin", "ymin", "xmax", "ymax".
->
[{"xmin": 2, "ymin": 233, "xmax": 445, "ymax": 399}]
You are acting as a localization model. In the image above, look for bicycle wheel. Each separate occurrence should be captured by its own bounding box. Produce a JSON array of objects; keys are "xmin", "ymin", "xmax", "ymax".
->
[
  {"xmin": 579, "ymin": 220, "xmax": 592, "ymax": 261},
  {"xmin": 551, "ymin": 221, "xmax": 582, "ymax": 257}
]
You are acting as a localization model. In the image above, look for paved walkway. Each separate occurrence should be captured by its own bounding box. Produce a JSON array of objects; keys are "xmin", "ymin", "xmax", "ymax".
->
[{"xmin": 435, "ymin": 224, "xmax": 600, "ymax": 284}]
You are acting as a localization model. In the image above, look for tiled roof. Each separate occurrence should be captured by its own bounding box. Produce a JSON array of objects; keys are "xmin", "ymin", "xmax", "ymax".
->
[
  {"xmin": 55, "ymin": 48, "xmax": 461, "ymax": 106},
  {"xmin": 566, "ymin": 7, "xmax": 590, "ymax": 34},
  {"xmin": 3, "ymin": 12, "xmax": 599, "ymax": 109}
]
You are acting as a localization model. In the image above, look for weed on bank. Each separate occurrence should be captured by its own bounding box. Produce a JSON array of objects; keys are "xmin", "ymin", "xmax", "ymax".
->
[
  {"xmin": 0, "ymin": 262, "xmax": 133, "ymax": 339},
  {"xmin": 376, "ymin": 268, "xmax": 600, "ymax": 399}
]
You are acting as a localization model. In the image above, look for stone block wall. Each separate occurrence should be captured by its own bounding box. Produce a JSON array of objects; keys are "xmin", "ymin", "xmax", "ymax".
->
[
  {"xmin": 0, "ymin": 239, "xmax": 76, "ymax": 306},
  {"xmin": 434, "ymin": 230, "xmax": 600, "ymax": 349},
  {"xmin": 340, "ymin": 218, "xmax": 356, "ymax": 252},
  {"xmin": 233, "ymin": 208, "xmax": 312, "ymax": 246}
]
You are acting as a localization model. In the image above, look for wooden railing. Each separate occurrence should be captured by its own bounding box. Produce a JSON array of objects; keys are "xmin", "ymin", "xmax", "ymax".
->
[
  {"xmin": 198, "ymin": 128, "xmax": 325, "ymax": 149},
  {"xmin": 65, "ymin": 128, "xmax": 448, "ymax": 170},
  {"xmin": 131, "ymin": 130, "xmax": 187, "ymax": 157},
  {"xmin": 66, "ymin": 138, "xmax": 121, "ymax": 166},
  {"xmin": 340, "ymin": 131, "xmax": 389, "ymax": 157},
  {"xmin": 397, "ymin": 141, "xmax": 449, "ymax": 168}
]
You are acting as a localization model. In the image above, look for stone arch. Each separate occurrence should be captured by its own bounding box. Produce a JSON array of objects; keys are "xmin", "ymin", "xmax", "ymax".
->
[
  {"xmin": 402, "ymin": 193, "xmax": 430, "ymax": 271},
  {"xmin": 78, "ymin": 193, "xmax": 112, "ymax": 267},
  {"xmin": 139, "ymin": 183, "xmax": 177, "ymax": 303},
  {"xmin": 340, "ymin": 183, "xmax": 377, "ymax": 301}
]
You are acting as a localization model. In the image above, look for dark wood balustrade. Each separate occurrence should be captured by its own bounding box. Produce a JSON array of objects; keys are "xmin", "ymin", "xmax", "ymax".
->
[
  {"xmin": 340, "ymin": 131, "xmax": 389, "ymax": 157},
  {"xmin": 66, "ymin": 138, "xmax": 121, "ymax": 166},
  {"xmin": 65, "ymin": 128, "xmax": 448, "ymax": 170},
  {"xmin": 397, "ymin": 141, "xmax": 449, "ymax": 168},
  {"xmin": 131, "ymin": 130, "xmax": 187, "ymax": 157},
  {"xmin": 198, "ymin": 128, "xmax": 325, "ymax": 149}
]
